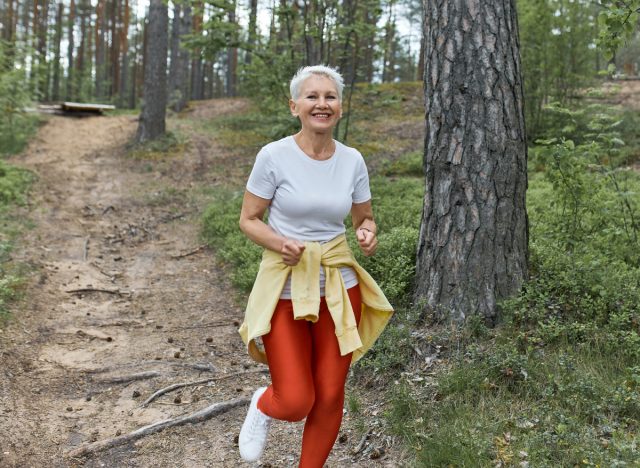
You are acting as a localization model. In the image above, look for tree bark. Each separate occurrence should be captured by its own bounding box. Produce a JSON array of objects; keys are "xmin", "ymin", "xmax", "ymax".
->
[
  {"xmin": 135, "ymin": 0, "xmax": 168, "ymax": 143},
  {"xmin": 245, "ymin": 0, "xmax": 258, "ymax": 65},
  {"xmin": 415, "ymin": 0, "xmax": 528, "ymax": 322},
  {"xmin": 95, "ymin": 0, "xmax": 106, "ymax": 98},
  {"xmin": 168, "ymin": 0, "xmax": 191, "ymax": 111},
  {"xmin": 226, "ymin": 1, "xmax": 238, "ymax": 97},
  {"xmin": 52, "ymin": 2, "xmax": 63, "ymax": 100},
  {"xmin": 190, "ymin": 2, "xmax": 203, "ymax": 100},
  {"xmin": 66, "ymin": 0, "xmax": 75, "ymax": 100},
  {"xmin": 119, "ymin": 0, "xmax": 130, "ymax": 107}
]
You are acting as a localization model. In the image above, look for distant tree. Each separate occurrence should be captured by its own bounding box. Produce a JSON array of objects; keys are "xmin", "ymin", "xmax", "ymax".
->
[
  {"xmin": 136, "ymin": 0, "xmax": 168, "ymax": 142},
  {"xmin": 245, "ymin": 0, "xmax": 259, "ymax": 65},
  {"xmin": 415, "ymin": 0, "xmax": 529, "ymax": 322},
  {"xmin": 52, "ymin": 2, "xmax": 63, "ymax": 100},
  {"xmin": 66, "ymin": 0, "xmax": 75, "ymax": 99},
  {"xmin": 191, "ymin": 1, "xmax": 204, "ymax": 99},
  {"xmin": 227, "ymin": 0, "xmax": 238, "ymax": 97}
]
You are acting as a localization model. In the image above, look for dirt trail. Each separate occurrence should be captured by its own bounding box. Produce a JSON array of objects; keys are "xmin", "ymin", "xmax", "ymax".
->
[{"xmin": 0, "ymin": 103, "xmax": 399, "ymax": 467}]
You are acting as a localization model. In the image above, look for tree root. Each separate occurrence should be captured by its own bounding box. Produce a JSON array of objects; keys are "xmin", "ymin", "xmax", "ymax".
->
[
  {"xmin": 142, "ymin": 368, "xmax": 268, "ymax": 407},
  {"xmin": 84, "ymin": 361, "xmax": 216, "ymax": 374},
  {"xmin": 95, "ymin": 371, "xmax": 162, "ymax": 384},
  {"xmin": 66, "ymin": 397, "xmax": 250, "ymax": 459},
  {"xmin": 170, "ymin": 245, "xmax": 206, "ymax": 259}
]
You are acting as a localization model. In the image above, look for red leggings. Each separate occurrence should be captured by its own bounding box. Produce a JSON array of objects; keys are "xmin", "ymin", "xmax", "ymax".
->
[{"xmin": 257, "ymin": 286, "xmax": 362, "ymax": 468}]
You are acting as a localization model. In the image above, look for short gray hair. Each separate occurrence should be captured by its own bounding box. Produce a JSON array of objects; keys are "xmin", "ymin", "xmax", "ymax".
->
[{"xmin": 289, "ymin": 65, "xmax": 344, "ymax": 101}]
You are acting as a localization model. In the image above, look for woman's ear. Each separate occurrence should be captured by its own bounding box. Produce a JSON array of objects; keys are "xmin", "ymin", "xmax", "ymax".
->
[{"xmin": 289, "ymin": 99, "xmax": 298, "ymax": 117}]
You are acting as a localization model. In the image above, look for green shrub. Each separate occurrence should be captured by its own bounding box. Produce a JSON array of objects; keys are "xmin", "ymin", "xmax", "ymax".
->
[{"xmin": 201, "ymin": 191, "xmax": 262, "ymax": 292}]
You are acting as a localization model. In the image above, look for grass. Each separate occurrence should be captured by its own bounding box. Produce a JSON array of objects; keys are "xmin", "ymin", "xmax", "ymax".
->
[
  {"xmin": 193, "ymin": 80, "xmax": 640, "ymax": 466},
  {"xmin": 0, "ymin": 153, "xmax": 36, "ymax": 323}
]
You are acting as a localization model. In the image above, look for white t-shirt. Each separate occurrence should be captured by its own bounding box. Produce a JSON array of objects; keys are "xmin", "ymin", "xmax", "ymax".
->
[{"xmin": 246, "ymin": 135, "xmax": 372, "ymax": 298}]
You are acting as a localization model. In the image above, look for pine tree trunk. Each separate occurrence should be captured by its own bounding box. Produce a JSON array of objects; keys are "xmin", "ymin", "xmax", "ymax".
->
[
  {"xmin": 226, "ymin": 2, "xmax": 237, "ymax": 97},
  {"xmin": 415, "ymin": 0, "xmax": 529, "ymax": 322},
  {"xmin": 118, "ymin": 0, "xmax": 130, "ymax": 107},
  {"xmin": 190, "ymin": 2, "xmax": 203, "ymax": 100},
  {"xmin": 135, "ymin": 0, "xmax": 168, "ymax": 143},
  {"xmin": 173, "ymin": 3, "xmax": 191, "ymax": 111},
  {"xmin": 66, "ymin": 0, "xmax": 75, "ymax": 99},
  {"xmin": 77, "ymin": 0, "xmax": 88, "ymax": 95},
  {"xmin": 52, "ymin": 2, "xmax": 63, "ymax": 101},
  {"xmin": 168, "ymin": 1, "xmax": 181, "ymax": 93},
  {"xmin": 20, "ymin": 0, "xmax": 30, "ymax": 73},
  {"xmin": 95, "ymin": 0, "xmax": 106, "ymax": 98},
  {"xmin": 245, "ymin": 0, "xmax": 258, "ymax": 65},
  {"xmin": 129, "ymin": 17, "xmax": 139, "ymax": 109}
]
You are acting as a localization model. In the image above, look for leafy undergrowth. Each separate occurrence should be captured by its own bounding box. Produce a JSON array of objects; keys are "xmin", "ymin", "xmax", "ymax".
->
[
  {"xmin": 197, "ymin": 81, "xmax": 640, "ymax": 465},
  {"xmin": 0, "ymin": 160, "xmax": 34, "ymax": 321}
]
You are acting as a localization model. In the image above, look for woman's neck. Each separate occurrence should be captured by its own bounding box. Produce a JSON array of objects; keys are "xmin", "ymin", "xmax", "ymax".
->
[{"xmin": 294, "ymin": 130, "xmax": 335, "ymax": 161}]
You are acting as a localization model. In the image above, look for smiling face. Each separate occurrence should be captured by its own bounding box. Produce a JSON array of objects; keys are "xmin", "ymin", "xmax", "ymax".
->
[{"xmin": 289, "ymin": 74, "xmax": 342, "ymax": 134}]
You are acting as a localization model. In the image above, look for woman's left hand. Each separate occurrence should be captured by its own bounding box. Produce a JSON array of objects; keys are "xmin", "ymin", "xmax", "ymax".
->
[{"xmin": 356, "ymin": 228, "xmax": 377, "ymax": 256}]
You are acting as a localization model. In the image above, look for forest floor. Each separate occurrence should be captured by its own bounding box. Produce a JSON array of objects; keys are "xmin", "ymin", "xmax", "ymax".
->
[{"xmin": 0, "ymin": 101, "xmax": 403, "ymax": 467}]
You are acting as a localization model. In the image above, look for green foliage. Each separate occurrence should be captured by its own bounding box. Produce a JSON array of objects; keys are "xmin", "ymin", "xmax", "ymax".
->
[
  {"xmin": 529, "ymin": 104, "xmax": 640, "ymax": 263},
  {"xmin": 379, "ymin": 150, "xmax": 422, "ymax": 177},
  {"xmin": 518, "ymin": 0, "xmax": 601, "ymax": 140},
  {"xmin": 596, "ymin": 0, "xmax": 640, "ymax": 60},
  {"xmin": 385, "ymin": 101, "xmax": 640, "ymax": 465},
  {"xmin": 0, "ymin": 161, "xmax": 33, "ymax": 205},
  {"xmin": 201, "ymin": 191, "xmax": 262, "ymax": 292},
  {"xmin": 0, "ymin": 161, "xmax": 33, "ymax": 321},
  {"xmin": 0, "ymin": 41, "xmax": 40, "ymax": 156},
  {"xmin": 127, "ymin": 131, "xmax": 186, "ymax": 159}
]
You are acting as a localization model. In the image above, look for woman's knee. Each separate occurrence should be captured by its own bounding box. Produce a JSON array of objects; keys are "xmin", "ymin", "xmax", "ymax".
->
[
  {"xmin": 313, "ymin": 384, "xmax": 345, "ymax": 412},
  {"xmin": 277, "ymin": 391, "xmax": 315, "ymax": 422}
]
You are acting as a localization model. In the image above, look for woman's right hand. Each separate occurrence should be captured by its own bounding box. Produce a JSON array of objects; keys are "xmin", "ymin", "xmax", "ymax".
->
[{"xmin": 281, "ymin": 239, "xmax": 306, "ymax": 266}]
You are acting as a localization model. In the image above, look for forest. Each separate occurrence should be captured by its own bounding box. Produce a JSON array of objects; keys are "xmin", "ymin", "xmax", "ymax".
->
[{"xmin": 1, "ymin": 0, "xmax": 640, "ymax": 466}]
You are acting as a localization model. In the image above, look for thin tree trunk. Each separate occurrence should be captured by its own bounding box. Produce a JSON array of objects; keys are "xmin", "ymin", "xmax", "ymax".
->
[
  {"xmin": 119, "ymin": 0, "xmax": 130, "ymax": 108},
  {"xmin": 95, "ymin": 0, "xmax": 106, "ymax": 98},
  {"xmin": 129, "ymin": 16, "xmax": 139, "ymax": 108},
  {"xmin": 245, "ymin": 0, "xmax": 258, "ymax": 65},
  {"xmin": 190, "ymin": 2, "xmax": 203, "ymax": 100},
  {"xmin": 415, "ymin": 0, "xmax": 529, "ymax": 322},
  {"xmin": 20, "ymin": 0, "xmax": 30, "ymax": 73},
  {"xmin": 136, "ymin": 0, "xmax": 168, "ymax": 142},
  {"xmin": 227, "ymin": 1, "xmax": 237, "ymax": 97},
  {"xmin": 52, "ymin": 2, "xmax": 63, "ymax": 100},
  {"xmin": 168, "ymin": 0, "xmax": 181, "ymax": 94},
  {"xmin": 66, "ymin": 0, "xmax": 75, "ymax": 99},
  {"xmin": 111, "ymin": 0, "xmax": 120, "ymax": 97},
  {"xmin": 77, "ymin": 0, "xmax": 88, "ymax": 96}
]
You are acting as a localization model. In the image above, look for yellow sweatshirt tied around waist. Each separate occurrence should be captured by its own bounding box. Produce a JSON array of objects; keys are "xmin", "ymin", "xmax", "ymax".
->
[{"xmin": 238, "ymin": 234, "xmax": 394, "ymax": 365}]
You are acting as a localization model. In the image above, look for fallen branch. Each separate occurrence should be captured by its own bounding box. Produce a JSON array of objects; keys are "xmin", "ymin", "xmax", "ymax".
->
[
  {"xmin": 96, "ymin": 320, "xmax": 144, "ymax": 328},
  {"xmin": 83, "ymin": 236, "xmax": 90, "ymax": 261},
  {"xmin": 95, "ymin": 371, "xmax": 162, "ymax": 384},
  {"xmin": 102, "ymin": 205, "xmax": 115, "ymax": 215},
  {"xmin": 66, "ymin": 397, "xmax": 250, "ymax": 458},
  {"xmin": 65, "ymin": 288, "xmax": 129, "ymax": 296},
  {"xmin": 142, "ymin": 368, "xmax": 269, "ymax": 407},
  {"xmin": 170, "ymin": 245, "xmax": 206, "ymax": 259},
  {"xmin": 165, "ymin": 320, "xmax": 235, "ymax": 331},
  {"xmin": 353, "ymin": 428, "xmax": 373, "ymax": 455},
  {"xmin": 84, "ymin": 361, "xmax": 216, "ymax": 375}
]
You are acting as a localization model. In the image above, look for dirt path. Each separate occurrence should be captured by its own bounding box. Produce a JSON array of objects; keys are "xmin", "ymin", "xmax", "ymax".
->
[{"xmin": 0, "ymin": 103, "xmax": 400, "ymax": 467}]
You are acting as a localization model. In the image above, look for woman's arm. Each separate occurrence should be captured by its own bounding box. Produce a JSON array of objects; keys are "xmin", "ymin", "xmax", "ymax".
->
[
  {"xmin": 351, "ymin": 200, "xmax": 377, "ymax": 256},
  {"xmin": 239, "ymin": 190, "xmax": 305, "ymax": 266}
]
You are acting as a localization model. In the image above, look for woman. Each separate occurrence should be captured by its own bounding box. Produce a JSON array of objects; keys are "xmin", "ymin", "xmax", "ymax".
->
[{"xmin": 237, "ymin": 65, "xmax": 393, "ymax": 466}]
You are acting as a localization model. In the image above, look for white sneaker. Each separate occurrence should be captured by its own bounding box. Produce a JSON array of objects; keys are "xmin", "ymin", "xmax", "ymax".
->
[{"xmin": 239, "ymin": 386, "xmax": 272, "ymax": 462}]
